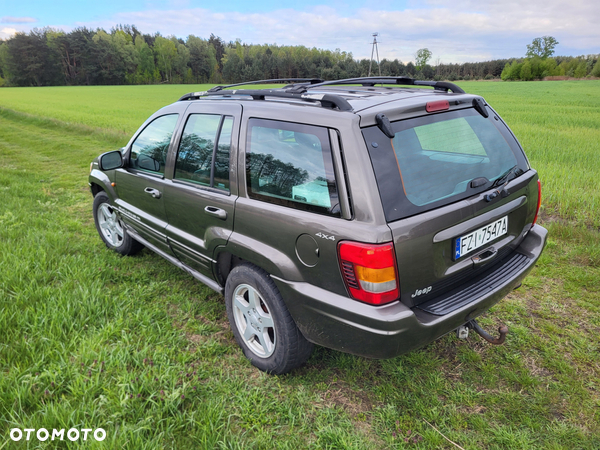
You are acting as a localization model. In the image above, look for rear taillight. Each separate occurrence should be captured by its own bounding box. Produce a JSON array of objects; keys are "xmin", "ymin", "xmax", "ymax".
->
[
  {"xmin": 532, "ymin": 179, "xmax": 542, "ymax": 226},
  {"xmin": 338, "ymin": 241, "xmax": 399, "ymax": 305}
]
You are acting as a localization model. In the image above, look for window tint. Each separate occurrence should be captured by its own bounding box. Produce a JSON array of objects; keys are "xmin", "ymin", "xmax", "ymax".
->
[
  {"xmin": 364, "ymin": 108, "xmax": 528, "ymax": 222},
  {"xmin": 130, "ymin": 114, "xmax": 178, "ymax": 174},
  {"xmin": 175, "ymin": 114, "xmax": 233, "ymax": 191},
  {"xmin": 246, "ymin": 119, "xmax": 339, "ymax": 216},
  {"xmin": 175, "ymin": 114, "xmax": 222, "ymax": 186},
  {"xmin": 413, "ymin": 118, "xmax": 486, "ymax": 155},
  {"xmin": 392, "ymin": 114, "xmax": 517, "ymax": 206},
  {"xmin": 214, "ymin": 117, "xmax": 233, "ymax": 191}
]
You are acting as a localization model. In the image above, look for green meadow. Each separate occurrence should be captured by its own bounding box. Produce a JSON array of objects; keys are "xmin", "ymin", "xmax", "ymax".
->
[{"xmin": 0, "ymin": 81, "xmax": 599, "ymax": 449}]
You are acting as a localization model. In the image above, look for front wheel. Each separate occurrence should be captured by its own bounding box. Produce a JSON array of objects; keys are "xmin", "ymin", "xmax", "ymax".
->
[
  {"xmin": 93, "ymin": 191, "xmax": 144, "ymax": 256},
  {"xmin": 225, "ymin": 264, "xmax": 313, "ymax": 374}
]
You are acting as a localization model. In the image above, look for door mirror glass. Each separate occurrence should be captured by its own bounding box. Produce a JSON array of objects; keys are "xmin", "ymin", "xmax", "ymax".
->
[{"xmin": 99, "ymin": 150, "xmax": 123, "ymax": 170}]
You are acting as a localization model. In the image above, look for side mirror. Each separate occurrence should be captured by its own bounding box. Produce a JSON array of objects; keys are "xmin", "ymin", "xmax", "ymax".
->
[{"xmin": 99, "ymin": 150, "xmax": 123, "ymax": 170}]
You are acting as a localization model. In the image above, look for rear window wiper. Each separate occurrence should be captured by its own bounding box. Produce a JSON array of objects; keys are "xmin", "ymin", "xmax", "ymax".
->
[
  {"xmin": 490, "ymin": 165, "xmax": 521, "ymax": 188},
  {"xmin": 485, "ymin": 165, "xmax": 523, "ymax": 201}
]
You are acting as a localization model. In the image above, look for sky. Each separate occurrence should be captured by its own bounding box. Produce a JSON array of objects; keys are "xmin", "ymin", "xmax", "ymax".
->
[{"xmin": 0, "ymin": 0, "xmax": 598, "ymax": 64}]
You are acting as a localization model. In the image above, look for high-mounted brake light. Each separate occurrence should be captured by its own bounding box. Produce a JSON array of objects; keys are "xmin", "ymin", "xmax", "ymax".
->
[
  {"xmin": 338, "ymin": 241, "xmax": 400, "ymax": 305},
  {"xmin": 532, "ymin": 179, "xmax": 542, "ymax": 226},
  {"xmin": 426, "ymin": 100, "xmax": 449, "ymax": 113}
]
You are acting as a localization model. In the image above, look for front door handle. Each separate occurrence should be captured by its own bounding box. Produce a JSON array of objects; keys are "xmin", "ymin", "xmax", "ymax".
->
[
  {"xmin": 144, "ymin": 187, "xmax": 162, "ymax": 199},
  {"xmin": 204, "ymin": 206, "xmax": 227, "ymax": 220}
]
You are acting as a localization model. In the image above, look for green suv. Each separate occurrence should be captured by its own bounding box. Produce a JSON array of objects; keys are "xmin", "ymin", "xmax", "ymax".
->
[{"xmin": 89, "ymin": 77, "xmax": 547, "ymax": 374}]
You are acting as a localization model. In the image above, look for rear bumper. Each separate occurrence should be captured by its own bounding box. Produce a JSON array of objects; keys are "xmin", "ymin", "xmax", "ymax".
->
[{"xmin": 272, "ymin": 224, "xmax": 547, "ymax": 359}]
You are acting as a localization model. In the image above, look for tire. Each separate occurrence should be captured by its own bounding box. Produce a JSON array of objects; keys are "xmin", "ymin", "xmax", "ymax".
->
[
  {"xmin": 225, "ymin": 264, "xmax": 313, "ymax": 374},
  {"xmin": 93, "ymin": 191, "xmax": 144, "ymax": 256}
]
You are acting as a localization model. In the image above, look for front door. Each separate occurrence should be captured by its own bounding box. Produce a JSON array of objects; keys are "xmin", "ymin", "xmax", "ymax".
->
[{"xmin": 114, "ymin": 112, "xmax": 181, "ymax": 254}]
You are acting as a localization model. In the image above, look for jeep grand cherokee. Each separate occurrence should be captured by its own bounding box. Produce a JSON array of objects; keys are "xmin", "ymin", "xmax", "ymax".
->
[{"xmin": 89, "ymin": 77, "xmax": 547, "ymax": 374}]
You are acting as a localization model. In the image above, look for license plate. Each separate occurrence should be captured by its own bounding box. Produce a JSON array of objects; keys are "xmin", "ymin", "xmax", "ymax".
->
[{"xmin": 454, "ymin": 216, "xmax": 508, "ymax": 260}]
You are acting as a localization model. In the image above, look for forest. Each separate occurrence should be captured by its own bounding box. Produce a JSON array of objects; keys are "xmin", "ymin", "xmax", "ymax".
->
[{"xmin": 0, "ymin": 25, "xmax": 598, "ymax": 87}]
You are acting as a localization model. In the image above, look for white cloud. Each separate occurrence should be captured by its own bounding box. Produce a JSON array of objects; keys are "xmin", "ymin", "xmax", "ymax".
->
[
  {"xmin": 0, "ymin": 27, "xmax": 18, "ymax": 39},
  {"xmin": 1, "ymin": 16, "xmax": 37, "ymax": 24},
  {"xmin": 17, "ymin": 0, "xmax": 600, "ymax": 62}
]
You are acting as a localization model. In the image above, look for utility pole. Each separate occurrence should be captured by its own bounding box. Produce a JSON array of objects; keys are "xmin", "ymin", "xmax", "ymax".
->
[{"xmin": 368, "ymin": 33, "xmax": 382, "ymax": 77}]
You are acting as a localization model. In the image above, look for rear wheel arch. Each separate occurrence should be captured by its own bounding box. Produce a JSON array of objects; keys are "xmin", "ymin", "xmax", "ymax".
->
[
  {"xmin": 214, "ymin": 244, "xmax": 302, "ymax": 288},
  {"xmin": 215, "ymin": 235, "xmax": 303, "ymax": 283},
  {"xmin": 215, "ymin": 250, "xmax": 283, "ymax": 284}
]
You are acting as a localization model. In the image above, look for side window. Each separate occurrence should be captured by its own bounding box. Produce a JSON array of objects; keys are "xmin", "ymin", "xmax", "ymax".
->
[
  {"xmin": 214, "ymin": 117, "xmax": 233, "ymax": 191},
  {"xmin": 130, "ymin": 114, "xmax": 178, "ymax": 174},
  {"xmin": 175, "ymin": 114, "xmax": 234, "ymax": 191},
  {"xmin": 246, "ymin": 119, "xmax": 340, "ymax": 217},
  {"xmin": 175, "ymin": 114, "xmax": 221, "ymax": 186}
]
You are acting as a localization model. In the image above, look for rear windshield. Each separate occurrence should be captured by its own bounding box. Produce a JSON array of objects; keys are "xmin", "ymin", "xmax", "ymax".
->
[{"xmin": 363, "ymin": 107, "xmax": 529, "ymax": 222}]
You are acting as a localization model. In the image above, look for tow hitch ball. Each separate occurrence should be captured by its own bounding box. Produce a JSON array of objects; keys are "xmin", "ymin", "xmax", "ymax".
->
[{"xmin": 456, "ymin": 319, "xmax": 509, "ymax": 345}]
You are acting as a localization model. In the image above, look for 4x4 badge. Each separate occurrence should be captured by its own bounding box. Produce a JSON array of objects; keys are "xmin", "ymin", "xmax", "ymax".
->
[{"xmin": 315, "ymin": 232, "xmax": 335, "ymax": 241}]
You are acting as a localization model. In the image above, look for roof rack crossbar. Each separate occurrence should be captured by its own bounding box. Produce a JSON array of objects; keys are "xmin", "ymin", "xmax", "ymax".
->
[
  {"xmin": 302, "ymin": 77, "xmax": 465, "ymax": 94},
  {"xmin": 208, "ymin": 78, "xmax": 324, "ymax": 93},
  {"xmin": 178, "ymin": 88, "xmax": 353, "ymax": 112}
]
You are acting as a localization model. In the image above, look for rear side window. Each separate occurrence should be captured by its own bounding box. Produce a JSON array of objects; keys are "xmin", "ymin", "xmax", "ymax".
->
[
  {"xmin": 130, "ymin": 114, "xmax": 178, "ymax": 174},
  {"xmin": 175, "ymin": 114, "xmax": 234, "ymax": 191},
  {"xmin": 246, "ymin": 119, "xmax": 340, "ymax": 217},
  {"xmin": 364, "ymin": 108, "xmax": 528, "ymax": 222}
]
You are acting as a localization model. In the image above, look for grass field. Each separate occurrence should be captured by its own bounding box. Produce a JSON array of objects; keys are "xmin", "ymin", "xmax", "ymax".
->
[{"xmin": 0, "ymin": 81, "xmax": 599, "ymax": 449}]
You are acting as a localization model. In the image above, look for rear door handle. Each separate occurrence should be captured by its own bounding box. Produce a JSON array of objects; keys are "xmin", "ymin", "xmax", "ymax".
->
[
  {"xmin": 204, "ymin": 206, "xmax": 227, "ymax": 220},
  {"xmin": 144, "ymin": 187, "xmax": 162, "ymax": 199}
]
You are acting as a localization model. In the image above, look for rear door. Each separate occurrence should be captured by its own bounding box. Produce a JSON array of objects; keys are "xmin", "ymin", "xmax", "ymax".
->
[
  {"xmin": 163, "ymin": 102, "xmax": 241, "ymax": 277},
  {"xmin": 363, "ymin": 105, "xmax": 536, "ymax": 308}
]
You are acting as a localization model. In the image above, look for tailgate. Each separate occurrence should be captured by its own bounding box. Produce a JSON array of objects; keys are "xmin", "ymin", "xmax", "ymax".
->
[
  {"xmin": 389, "ymin": 171, "xmax": 539, "ymax": 308},
  {"xmin": 362, "ymin": 103, "xmax": 538, "ymax": 308}
]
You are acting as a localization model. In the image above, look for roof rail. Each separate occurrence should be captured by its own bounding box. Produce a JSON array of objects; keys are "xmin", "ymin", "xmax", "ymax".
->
[
  {"xmin": 207, "ymin": 78, "xmax": 324, "ymax": 93},
  {"xmin": 178, "ymin": 88, "xmax": 353, "ymax": 112},
  {"xmin": 300, "ymin": 77, "xmax": 465, "ymax": 94},
  {"xmin": 177, "ymin": 76, "xmax": 465, "ymax": 111}
]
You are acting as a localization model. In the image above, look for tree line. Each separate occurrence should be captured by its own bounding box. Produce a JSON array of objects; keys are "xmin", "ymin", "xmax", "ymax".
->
[
  {"xmin": 0, "ymin": 26, "xmax": 598, "ymax": 87},
  {"xmin": 501, "ymin": 56, "xmax": 600, "ymax": 81},
  {"xmin": 498, "ymin": 36, "xmax": 600, "ymax": 80}
]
